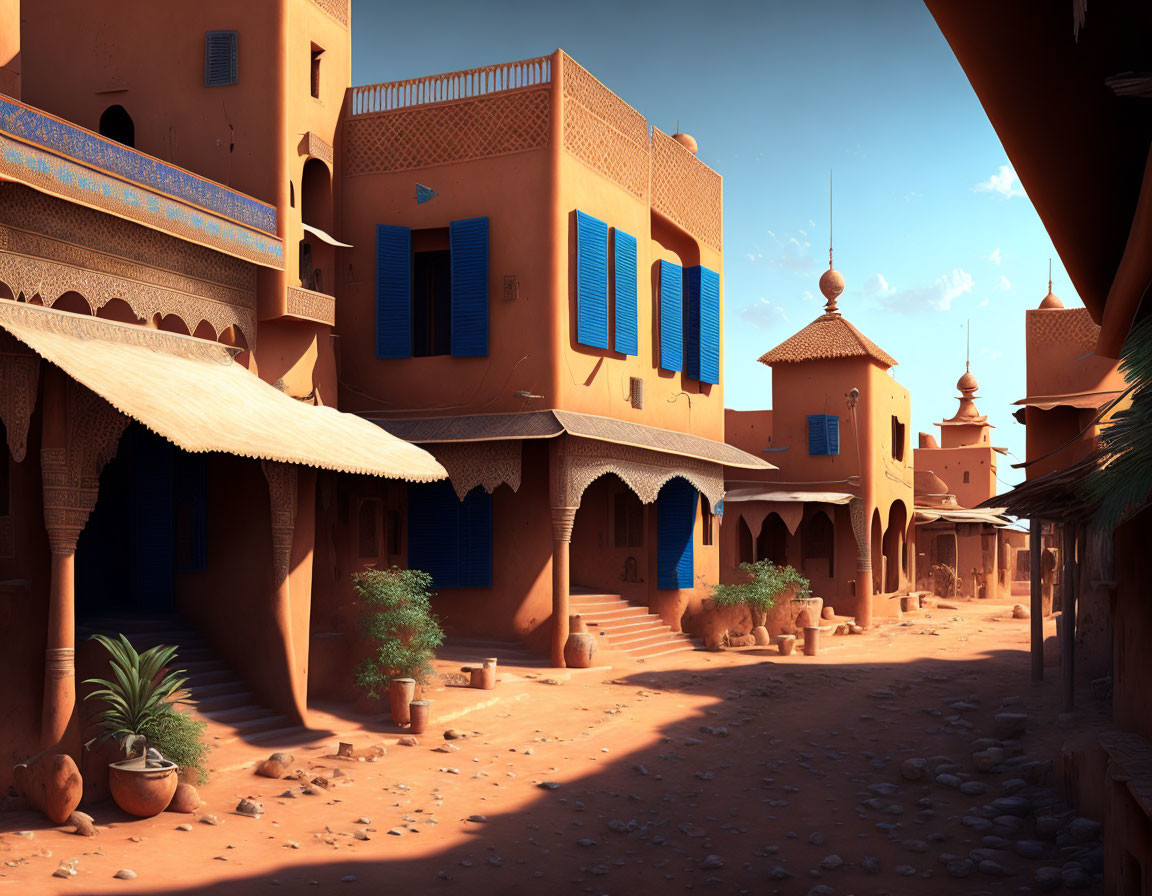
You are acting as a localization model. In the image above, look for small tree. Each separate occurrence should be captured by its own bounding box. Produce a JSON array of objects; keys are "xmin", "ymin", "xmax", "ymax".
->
[
  {"xmin": 354, "ymin": 566, "xmax": 444, "ymax": 699},
  {"xmin": 710, "ymin": 560, "xmax": 810, "ymax": 629}
]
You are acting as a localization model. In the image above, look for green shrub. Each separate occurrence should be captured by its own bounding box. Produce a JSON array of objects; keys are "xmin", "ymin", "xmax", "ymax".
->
[
  {"xmin": 354, "ymin": 566, "xmax": 444, "ymax": 698},
  {"xmin": 139, "ymin": 709, "xmax": 212, "ymax": 785},
  {"xmin": 710, "ymin": 560, "xmax": 810, "ymax": 628}
]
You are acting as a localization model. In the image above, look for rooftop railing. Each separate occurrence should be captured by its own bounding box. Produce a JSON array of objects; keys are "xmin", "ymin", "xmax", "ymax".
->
[{"xmin": 350, "ymin": 55, "xmax": 552, "ymax": 116}]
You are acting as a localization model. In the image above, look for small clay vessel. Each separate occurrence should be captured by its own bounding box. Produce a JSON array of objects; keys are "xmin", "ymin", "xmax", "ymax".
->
[
  {"xmin": 108, "ymin": 759, "xmax": 178, "ymax": 818},
  {"xmin": 389, "ymin": 678, "xmax": 416, "ymax": 727},
  {"xmin": 563, "ymin": 631, "xmax": 597, "ymax": 668},
  {"xmin": 569, "ymin": 614, "xmax": 587, "ymax": 634},
  {"xmin": 752, "ymin": 625, "xmax": 770, "ymax": 647},
  {"xmin": 803, "ymin": 626, "xmax": 820, "ymax": 656},
  {"xmin": 899, "ymin": 595, "xmax": 916, "ymax": 613},
  {"xmin": 776, "ymin": 634, "xmax": 796, "ymax": 656},
  {"xmin": 821, "ymin": 606, "xmax": 835, "ymax": 620},
  {"xmin": 408, "ymin": 700, "xmax": 430, "ymax": 735}
]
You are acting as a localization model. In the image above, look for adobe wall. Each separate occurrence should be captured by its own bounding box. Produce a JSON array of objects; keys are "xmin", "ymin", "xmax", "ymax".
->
[
  {"xmin": 0, "ymin": 0, "xmax": 19, "ymax": 99},
  {"xmin": 912, "ymin": 444, "xmax": 998, "ymax": 509}
]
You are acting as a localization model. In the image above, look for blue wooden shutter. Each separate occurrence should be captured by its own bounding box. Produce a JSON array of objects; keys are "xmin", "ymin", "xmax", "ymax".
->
[
  {"xmin": 613, "ymin": 229, "xmax": 638, "ymax": 355},
  {"xmin": 659, "ymin": 259, "xmax": 683, "ymax": 372},
  {"xmin": 808, "ymin": 414, "xmax": 828, "ymax": 455},
  {"xmin": 459, "ymin": 487, "xmax": 494, "ymax": 588},
  {"xmin": 450, "ymin": 217, "xmax": 489, "ymax": 357},
  {"xmin": 698, "ymin": 266, "xmax": 720, "ymax": 384},
  {"xmin": 375, "ymin": 225, "xmax": 411, "ymax": 359},
  {"xmin": 205, "ymin": 31, "xmax": 238, "ymax": 86},
  {"xmin": 657, "ymin": 478, "xmax": 697, "ymax": 589},
  {"xmin": 825, "ymin": 414, "xmax": 840, "ymax": 455},
  {"xmin": 407, "ymin": 481, "xmax": 460, "ymax": 589},
  {"xmin": 575, "ymin": 211, "xmax": 609, "ymax": 349}
]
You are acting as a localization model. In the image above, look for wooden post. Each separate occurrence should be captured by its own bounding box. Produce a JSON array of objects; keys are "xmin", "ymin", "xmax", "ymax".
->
[
  {"xmin": 1061, "ymin": 520, "xmax": 1077, "ymax": 711},
  {"xmin": 550, "ymin": 507, "xmax": 576, "ymax": 668},
  {"xmin": 1030, "ymin": 517, "xmax": 1043, "ymax": 681}
]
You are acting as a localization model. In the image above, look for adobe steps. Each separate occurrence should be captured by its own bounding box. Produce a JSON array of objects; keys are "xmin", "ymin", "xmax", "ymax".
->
[{"xmin": 570, "ymin": 588, "xmax": 696, "ymax": 660}]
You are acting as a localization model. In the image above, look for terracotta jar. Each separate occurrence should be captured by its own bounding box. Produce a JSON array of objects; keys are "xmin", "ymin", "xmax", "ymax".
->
[
  {"xmin": 563, "ymin": 631, "xmax": 598, "ymax": 668},
  {"xmin": 569, "ymin": 614, "xmax": 587, "ymax": 634},
  {"xmin": 899, "ymin": 595, "xmax": 916, "ymax": 613},
  {"xmin": 108, "ymin": 758, "xmax": 178, "ymax": 818},
  {"xmin": 803, "ymin": 626, "xmax": 820, "ymax": 656},
  {"xmin": 409, "ymin": 700, "xmax": 430, "ymax": 735},
  {"xmin": 752, "ymin": 625, "xmax": 770, "ymax": 647},
  {"xmin": 389, "ymin": 678, "xmax": 416, "ymax": 727},
  {"xmin": 776, "ymin": 634, "xmax": 796, "ymax": 656}
]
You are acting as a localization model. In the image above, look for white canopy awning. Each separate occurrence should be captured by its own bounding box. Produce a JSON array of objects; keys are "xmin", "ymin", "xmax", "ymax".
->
[
  {"xmin": 722, "ymin": 487, "xmax": 855, "ymax": 505},
  {"xmin": 302, "ymin": 223, "xmax": 353, "ymax": 248}
]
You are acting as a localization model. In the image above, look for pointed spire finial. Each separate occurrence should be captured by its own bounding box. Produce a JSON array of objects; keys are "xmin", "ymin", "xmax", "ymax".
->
[
  {"xmin": 966, "ymin": 318, "xmax": 970, "ymax": 372},
  {"xmin": 1049, "ymin": 257, "xmax": 1053, "ymax": 294},
  {"xmin": 819, "ymin": 170, "xmax": 845, "ymax": 313}
]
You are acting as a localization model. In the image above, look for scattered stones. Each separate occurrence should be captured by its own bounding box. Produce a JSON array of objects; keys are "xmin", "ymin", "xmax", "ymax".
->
[
  {"xmin": 994, "ymin": 712, "xmax": 1029, "ymax": 738},
  {"xmin": 52, "ymin": 859, "xmax": 78, "ymax": 879},
  {"xmin": 113, "ymin": 869, "xmax": 137, "ymax": 880},
  {"xmin": 176, "ymin": 824, "xmax": 193, "ymax": 831},
  {"xmin": 700, "ymin": 855, "xmax": 724, "ymax": 869},
  {"xmin": 356, "ymin": 817, "xmax": 371, "ymax": 825},
  {"xmin": 819, "ymin": 854, "xmax": 843, "ymax": 869},
  {"xmin": 398, "ymin": 736, "xmax": 420, "ymax": 747},
  {"xmin": 435, "ymin": 744, "xmax": 460, "ymax": 754},
  {"xmin": 1014, "ymin": 840, "xmax": 1046, "ymax": 859},
  {"xmin": 960, "ymin": 781, "xmax": 989, "ymax": 795},
  {"xmin": 1012, "ymin": 604, "xmax": 1029, "ymax": 619},
  {"xmin": 935, "ymin": 773, "xmax": 962, "ymax": 789},
  {"xmin": 169, "ymin": 783, "xmax": 202, "ymax": 814},
  {"xmin": 199, "ymin": 814, "xmax": 222, "ymax": 826},
  {"xmin": 946, "ymin": 858, "xmax": 975, "ymax": 879},
  {"xmin": 1067, "ymin": 817, "xmax": 1102, "ymax": 842},
  {"xmin": 467, "ymin": 815, "xmax": 487, "ymax": 823},
  {"xmin": 537, "ymin": 781, "xmax": 560, "ymax": 790},
  {"xmin": 861, "ymin": 856, "xmax": 880, "ymax": 873},
  {"xmin": 443, "ymin": 729, "xmax": 467, "ymax": 740},
  {"xmin": 991, "ymin": 795, "xmax": 1031, "ymax": 817},
  {"xmin": 236, "ymin": 798, "xmax": 264, "ymax": 818},
  {"xmin": 768, "ymin": 866, "xmax": 793, "ymax": 880},
  {"xmin": 256, "ymin": 752, "xmax": 294, "ymax": 779},
  {"xmin": 807, "ymin": 831, "xmax": 825, "ymax": 846},
  {"xmin": 900, "ymin": 758, "xmax": 926, "ymax": 781},
  {"xmin": 973, "ymin": 747, "xmax": 1005, "ymax": 773},
  {"xmin": 1034, "ymin": 866, "xmax": 1063, "ymax": 891}
]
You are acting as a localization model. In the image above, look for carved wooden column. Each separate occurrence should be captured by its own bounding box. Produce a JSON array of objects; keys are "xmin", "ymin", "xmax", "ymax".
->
[
  {"xmin": 39, "ymin": 373, "xmax": 128, "ymax": 748},
  {"xmin": 550, "ymin": 505, "xmax": 577, "ymax": 668},
  {"xmin": 262, "ymin": 460, "xmax": 306, "ymax": 724},
  {"xmin": 849, "ymin": 497, "xmax": 873, "ymax": 628}
]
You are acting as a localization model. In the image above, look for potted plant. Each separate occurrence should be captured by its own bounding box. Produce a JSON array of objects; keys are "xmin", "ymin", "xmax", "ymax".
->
[
  {"xmin": 84, "ymin": 634, "xmax": 187, "ymax": 817},
  {"xmin": 710, "ymin": 559, "xmax": 810, "ymax": 631},
  {"xmin": 353, "ymin": 566, "xmax": 444, "ymax": 725}
]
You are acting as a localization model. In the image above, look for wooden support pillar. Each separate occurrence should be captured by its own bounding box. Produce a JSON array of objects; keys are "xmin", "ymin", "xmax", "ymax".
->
[
  {"xmin": 1061, "ymin": 520, "xmax": 1077, "ymax": 711},
  {"xmin": 1030, "ymin": 517, "xmax": 1043, "ymax": 682},
  {"xmin": 849, "ymin": 497, "xmax": 873, "ymax": 628},
  {"xmin": 262, "ymin": 460, "xmax": 306, "ymax": 726},
  {"xmin": 550, "ymin": 506, "xmax": 576, "ymax": 668}
]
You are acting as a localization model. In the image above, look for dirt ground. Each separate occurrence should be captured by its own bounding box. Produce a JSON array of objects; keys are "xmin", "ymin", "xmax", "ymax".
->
[{"xmin": 0, "ymin": 597, "xmax": 1108, "ymax": 895}]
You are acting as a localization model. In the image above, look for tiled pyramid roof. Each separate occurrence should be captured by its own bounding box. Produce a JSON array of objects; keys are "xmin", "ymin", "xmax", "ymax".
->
[{"xmin": 757, "ymin": 312, "xmax": 898, "ymax": 368}]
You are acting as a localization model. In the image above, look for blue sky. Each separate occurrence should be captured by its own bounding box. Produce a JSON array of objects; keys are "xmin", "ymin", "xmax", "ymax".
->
[{"xmin": 351, "ymin": 0, "xmax": 1074, "ymax": 489}]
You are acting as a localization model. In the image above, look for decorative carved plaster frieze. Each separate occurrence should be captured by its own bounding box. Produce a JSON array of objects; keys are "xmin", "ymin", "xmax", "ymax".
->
[
  {"xmin": 41, "ymin": 381, "xmax": 129, "ymax": 555},
  {"xmin": 550, "ymin": 506, "xmax": 578, "ymax": 543},
  {"xmin": 430, "ymin": 440, "xmax": 522, "ymax": 500},
  {"xmin": 303, "ymin": 132, "xmax": 335, "ymax": 169},
  {"xmin": 0, "ymin": 348, "xmax": 39, "ymax": 462},
  {"xmin": 262, "ymin": 460, "xmax": 298, "ymax": 586},
  {"xmin": 849, "ymin": 496, "xmax": 871, "ymax": 568},
  {"xmin": 285, "ymin": 285, "xmax": 336, "ymax": 327},
  {"xmin": 0, "ymin": 249, "xmax": 256, "ymax": 341},
  {"xmin": 549, "ymin": 435, "xmax": 724, "ymax": 511},
  {"xmin": 651, "ymin": 128, "xmax": 723, "ymax": 252},
  {"xmin": 45, "ymin": 647, "xmax": 75, "ymax": 680},
  {"xmin": 309, "ymin": 0, "xmax": 349, "ymax": 26}
]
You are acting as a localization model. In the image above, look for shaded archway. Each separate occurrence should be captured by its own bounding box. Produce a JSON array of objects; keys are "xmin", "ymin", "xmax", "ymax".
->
[
  {"xmin": 801, "ymin": 510, "xmax": 835, "ymax": 580},
  {"xmin": 153, "ymin": 313, "xmax": 190, "ymax": 335},
  {"xmin": 883, "ymin": 500, "xmax": 908, "ymax": 592},
  {"xmin": 53, "ymin": 291, "xmax": 91, "ymax": 315},
  {"xmin": 756, "ymin": 513, "xmax": 789, "ymax": 566},
  {"xmin": 99, "ymin": 104, "xmax": 135, "ymax": 147},
  {"xmin": 192, "ymin": 320, "xmax": 217, "ymax": 341},
  {"xmin": 96, "ymin": 297, "xmax": 139, "ymax": 325},
  {"xmin": 571, "ymin": 472, "xmax": 648, "ymax": 600},
  {"xmin": 300, "ymin": 158, "xmax": 333, "ymax": 294},
  {"xmin": 870, "ymin": 509, "xmax": 883, "ymax": 594}
]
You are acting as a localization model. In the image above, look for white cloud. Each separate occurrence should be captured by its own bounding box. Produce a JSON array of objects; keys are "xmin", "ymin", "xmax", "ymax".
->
[
  {"xmin": 802, "ymin": 290, "xmax": 816, "ymax": 302},
  {"xmin": 998, "ymin": 275, "xmax": 1011, "ymax": 291},
  {"xmin": 745, "ymin": 226, "xmax": 820, "ymax": 277},
  {"xmin": 739, "ymin": 297, "xmax": 790, "ymax": 329},
  {"xmin": 862, "ymin": 269, "xmax": 974, "ymax": 312},
  {"xmin": 988, "ymin": 248, "xmax": 1002, "ymax": 265},
  {"xmin": 979, "ymin": 346, "xmax": 1003, "ymax": 361},
  {"xmin": 975, "ymin": 165, "xmax": 1026, "ymax": 199},
  {"xmin": 979, "ymin": 297, "xmax": 990, "ymax": 307}
]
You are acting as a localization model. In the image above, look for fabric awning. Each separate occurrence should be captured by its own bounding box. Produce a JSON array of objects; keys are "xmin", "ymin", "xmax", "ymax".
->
[
  {"xmin": 1013, "ymin": 389, "xmax": 1125, "ymax": 411},
  {"xmin": 914, "ymin": 506, "xmax": 1013, "ymax": 526},
  {"xmin": 722, "ymin": 487, "xmax": 855, "ymax": 504},
  {"xmin": 302, "ymin": 223, "xmax": 353, "ymax": 248},
  {"xmin": 371, "ymin": 410, "xmax": 773, "ymax": 470},
  {"xmin": 0, "ymin": 300, "xmax": 446, "ymax": 480}
]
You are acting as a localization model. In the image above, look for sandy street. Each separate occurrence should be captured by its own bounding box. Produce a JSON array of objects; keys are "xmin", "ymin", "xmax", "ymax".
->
[{"xmin": 0, "ymin": 598, "xmax": 1105, "ymax": 895}]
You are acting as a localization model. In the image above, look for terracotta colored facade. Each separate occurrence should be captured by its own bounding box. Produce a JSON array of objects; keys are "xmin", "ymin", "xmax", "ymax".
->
[{"xmin": 720, "ymin": 273, "xmax": 914, "ymax": 632}]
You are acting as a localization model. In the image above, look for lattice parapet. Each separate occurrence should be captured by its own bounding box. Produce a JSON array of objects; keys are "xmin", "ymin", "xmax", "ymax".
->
[
  {"xmin": 560, "ymin": 53, "xmax": 650, "ymax": 200},
  {"xmin": 651, "ymin": 128, "xmax": 723, "ymax": 252},
  {"xmin": 1028, "ymin": 307, "xmax": 1100, "ymax": 354},
  {"xmin": 285, "ymin": 285, "xmax": 335, "ymax": 326},
  {"xmin": 344, "ymin": 88, "xmax": 550, "ymax": 176},
  {"xmin": 309, "ymin": 0, "xmax": 348, "ymax": 26}
]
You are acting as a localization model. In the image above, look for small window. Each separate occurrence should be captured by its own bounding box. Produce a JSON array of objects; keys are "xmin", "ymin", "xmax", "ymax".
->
[
  {"xmin": 700, "ymin": 496, "xmax": 714, "ymax": 546},
  {"xmin": 98, "ymin": 105, "xmax": 135, "ymax": 147},
  {"xmin": 357, "ymin": 498, "xmax": 380, "ymax": 558},
  {"xmin": 808, "ymin": 414, "xmax": 840, "ymax": 456},
  {"xmin": 891, "ymin": 416, "xmax": 905, "ymax": 462},
  {"xmin": 413, "ymin": 248, "xmax": 452, "ymax": 357},
  {"xmin": 613, "ymin": 490, "xmax": 644, "ymax": 549},
  {"xmin": 963, "ymin": 471, "xmax": 970, "ymax": 484},
  {"xmin": 310, "ymin": 44, "xmax": 324, "ymax": 99},
  {"xmin": 205, "ymin": 31, "xmax": 238, "ymax": 87}
]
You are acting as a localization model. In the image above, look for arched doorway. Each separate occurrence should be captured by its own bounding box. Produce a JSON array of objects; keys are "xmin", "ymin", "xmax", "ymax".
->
[
  {"xmin": 870, "ymin": 509, "xmax": 883, "ymax": 594},
  {"xmin": 883, "ymin": 500, "xmax": 908, "ymax": 592},
  {"xmin": 99, "ymin": 105, "xmax": 135, "ymax": 147},
  {"xmin": 757, "ymin": 513, "xmax": 789, "ymax": 566},
  {"xmin": 300, "ymin": 158, "xmax": 333, "ymax": 293},
  {"xmin": 570, "ymin": 473, "xmax": 647, "ymax": 599}
]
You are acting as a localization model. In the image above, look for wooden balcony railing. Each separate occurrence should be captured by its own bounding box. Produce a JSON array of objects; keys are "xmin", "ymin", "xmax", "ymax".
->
[{"xmin": 349, "ymin": 55, "xmax": 552, "ymax": 116}]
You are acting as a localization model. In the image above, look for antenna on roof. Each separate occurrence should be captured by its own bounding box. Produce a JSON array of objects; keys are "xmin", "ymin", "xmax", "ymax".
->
[
  {"xmin": 829, "ymin": 169, "xmax": 834, "ymax": 270},
  {"xmin": 966, "ymin": 318, "xmax": 970, "ymax": 372},
  {"xmin": 1048, "ymin": 257, "xmax": 1053, "ymax": 294}
]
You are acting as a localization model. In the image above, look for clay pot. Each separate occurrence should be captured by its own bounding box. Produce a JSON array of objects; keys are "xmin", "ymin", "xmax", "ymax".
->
[
  {"xmin": 899, "ymin": 595, "xmax": 916, "ymax": 613},
  {"xmin": 108, "ymin": 759, "xmax": 178, "ymax": 818},
  {"xmin": 468, "ymin": 659, "xmax": 497, "ymax": 690},
  {"xmin": 389, "ymin": 678, "xmax": 416, "ymax": 727},
  {"xmin": 409, "ymin": 700, "xmax": 430, "ymax": 735},
  {"xmin": 791, "ymin": 596, "xmax": 824, "ymax": 633},
  {"xmin": 569, "ymin": 614, "xmax": 587, "ymax": 634},
  {"xmin": 803, "ymin": 626, "xmax": 820, "ymax": 657},
  {"xmin": 752, "ymin": 625, "xmax": 770, "ymax": 647},
  {"xmin": 821, "ymin": 606, "xmax": 835, "ymax": 620},
  {"xmin": 563, "ymin": 632, "xmax": 598, "ymax": 668},
  {"xmin": 776, "ymin": 635, "xmax": 796, "ymax": 656}
]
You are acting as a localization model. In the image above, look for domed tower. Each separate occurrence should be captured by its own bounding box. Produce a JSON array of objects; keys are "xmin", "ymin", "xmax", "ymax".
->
[{"xmin": 937, "ymin": 363, "xmax": 991, "ymax": 448}]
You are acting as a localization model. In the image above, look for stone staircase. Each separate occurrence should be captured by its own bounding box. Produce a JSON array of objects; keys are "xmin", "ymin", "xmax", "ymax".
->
[
  {"xmin": 77, "ymin": 615, "xmax": 305, "ymax": 745},
  {"xmin": 570, "ymin": 588, "xmax": 696, "ymax": 659}
]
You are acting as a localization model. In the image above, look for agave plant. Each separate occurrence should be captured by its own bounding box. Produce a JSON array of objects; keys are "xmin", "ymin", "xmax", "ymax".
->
[{"xmin": 83, "ymin": 634, "xmax": 188, "ymax": 761}]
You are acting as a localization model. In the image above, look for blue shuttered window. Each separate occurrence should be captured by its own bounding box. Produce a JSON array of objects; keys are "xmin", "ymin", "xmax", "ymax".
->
[
  {"xmin": 613, "ymin": 229, "xmax": 638, "ymax": 355},
  {"xmin": 407, "ymin": 481, "xmax": 493, "ymax": 589},
  {"xmin": 375, "ymin": 225, "xmax": 412, "ymax": 358},
  {"xmin": 657, "ymin": 478, "xmax": 697, "ymax": 590},
  {"xmin": 807, "ymin": 414, "xmax": 840, "ymax": 456},
  {"xmin": 659, "ymin": 259, "xmax": 684, "ymax": 372},
  {"xmin": 204, "ymin": 31, "xmax": 238, "ymax": 87},
  {"xmin": 575, "ymin": 211, "xmax": 609, "ymax": 350},
  {"xmin": 684, "ymin": 266, "xmax": 720, "ymax": 384},
  {"xmin": 449, "ymin": 217, "xmax": 489, "ymax": 357}
]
